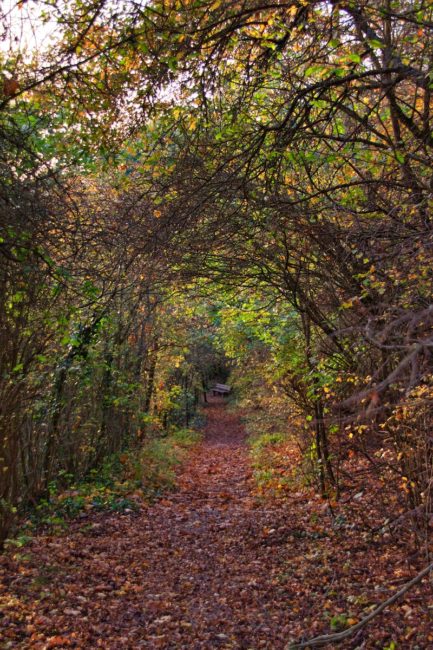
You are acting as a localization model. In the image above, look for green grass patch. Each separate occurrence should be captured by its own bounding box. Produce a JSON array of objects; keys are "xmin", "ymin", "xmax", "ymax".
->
[
  {"xmin": 243, "ymin": 411, "xmax": 300, "ymax": 497},
  {"xmin": 132, "ymin": 428, "xmax": 201, "ymax": 493},
  {"xmin": 7, "ymin": 427, "xmax": 202, "ymax": 546}
]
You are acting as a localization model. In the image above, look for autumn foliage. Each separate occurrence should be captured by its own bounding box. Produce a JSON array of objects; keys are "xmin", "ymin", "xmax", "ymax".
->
[{"xmin": 0, "ymin": 0, "xmax": 433, "ymax": 645}]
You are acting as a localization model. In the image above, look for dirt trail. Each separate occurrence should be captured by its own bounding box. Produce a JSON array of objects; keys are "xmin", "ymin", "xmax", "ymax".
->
[
  {"xmin": 1, "ymin": 398, "xmax": 299, "ymax": 649},
  {"xmin": 2, "ymin": 400, "xmax": 431, "ymax": 649}
]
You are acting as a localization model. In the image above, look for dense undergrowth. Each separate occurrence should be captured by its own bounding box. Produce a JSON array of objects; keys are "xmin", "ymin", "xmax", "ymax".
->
[
  {"xmin": 245, "ymin": 411, "xmax": 300, "ymax": 498},
  {"xmin": 231, "ymin": 382, "xmax": 429, "ymax": 567},
  {"xmin": 5, "ymin": 426, "xmax": 202, "ymax": 550}
]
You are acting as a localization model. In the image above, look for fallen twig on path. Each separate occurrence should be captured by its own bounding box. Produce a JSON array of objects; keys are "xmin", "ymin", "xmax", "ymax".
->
[{"xmin": 287, "ymin": 560, "xmax": 433, "ymax": 648}]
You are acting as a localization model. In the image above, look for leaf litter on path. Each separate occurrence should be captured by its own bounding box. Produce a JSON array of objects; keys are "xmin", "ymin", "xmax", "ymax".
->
[{"xmin": 1, "ymin": 397, "xmax": 432, "ymax": 649}]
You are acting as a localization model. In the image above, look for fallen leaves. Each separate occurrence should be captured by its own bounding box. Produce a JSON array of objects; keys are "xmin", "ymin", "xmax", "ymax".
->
[
  {"xmin": 0, "ymin": 398, "xmax": 431, "ymax": 648},
  {"xmin": 46, "ymin": 636, "xmax": 73, "ymax": 648}
]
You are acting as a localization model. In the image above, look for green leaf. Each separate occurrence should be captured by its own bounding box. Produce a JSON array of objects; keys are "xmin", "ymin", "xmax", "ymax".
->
[
  {"xmin": 368, "ymin": 38, "xmax": 384, "ymax": 49},
  {"xmin": 305, "ymin": 65, "xmax": 327, "ymax": 78},
  {"xmin": 347, "ymin": 52, "xmax": 361, "ymax": 63}
]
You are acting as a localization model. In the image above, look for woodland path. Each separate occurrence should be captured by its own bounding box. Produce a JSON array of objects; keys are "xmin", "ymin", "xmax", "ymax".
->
[
  {"xmin": 2, "ymin": 400, "xmax": 429, "ymax": 649},
  {"xmin": 1, "ymin": 398, "xmax": 306, "ymax": 649}
]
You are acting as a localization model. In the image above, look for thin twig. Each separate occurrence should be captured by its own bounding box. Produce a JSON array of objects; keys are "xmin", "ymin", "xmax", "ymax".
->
[{"xmin": 287, "ymin": 561, "xmax": 433, "ymax": 648}]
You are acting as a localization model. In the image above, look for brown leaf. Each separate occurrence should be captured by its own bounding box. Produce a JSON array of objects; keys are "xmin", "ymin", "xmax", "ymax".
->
[{"xmin": 3, "ymin": 78, "xmax": 19, "ymax": 97}]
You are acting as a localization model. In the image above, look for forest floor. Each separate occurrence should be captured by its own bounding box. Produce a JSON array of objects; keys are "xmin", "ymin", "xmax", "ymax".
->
[{"xmin": 1, "ymin": 397, "xmax": 432, "ymax": 649}]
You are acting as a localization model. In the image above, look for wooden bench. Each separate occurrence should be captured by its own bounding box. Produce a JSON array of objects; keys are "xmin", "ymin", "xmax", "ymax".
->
[{"xmin": 211, "ymin": 383, "xmax": 231, "ymax": 397}]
